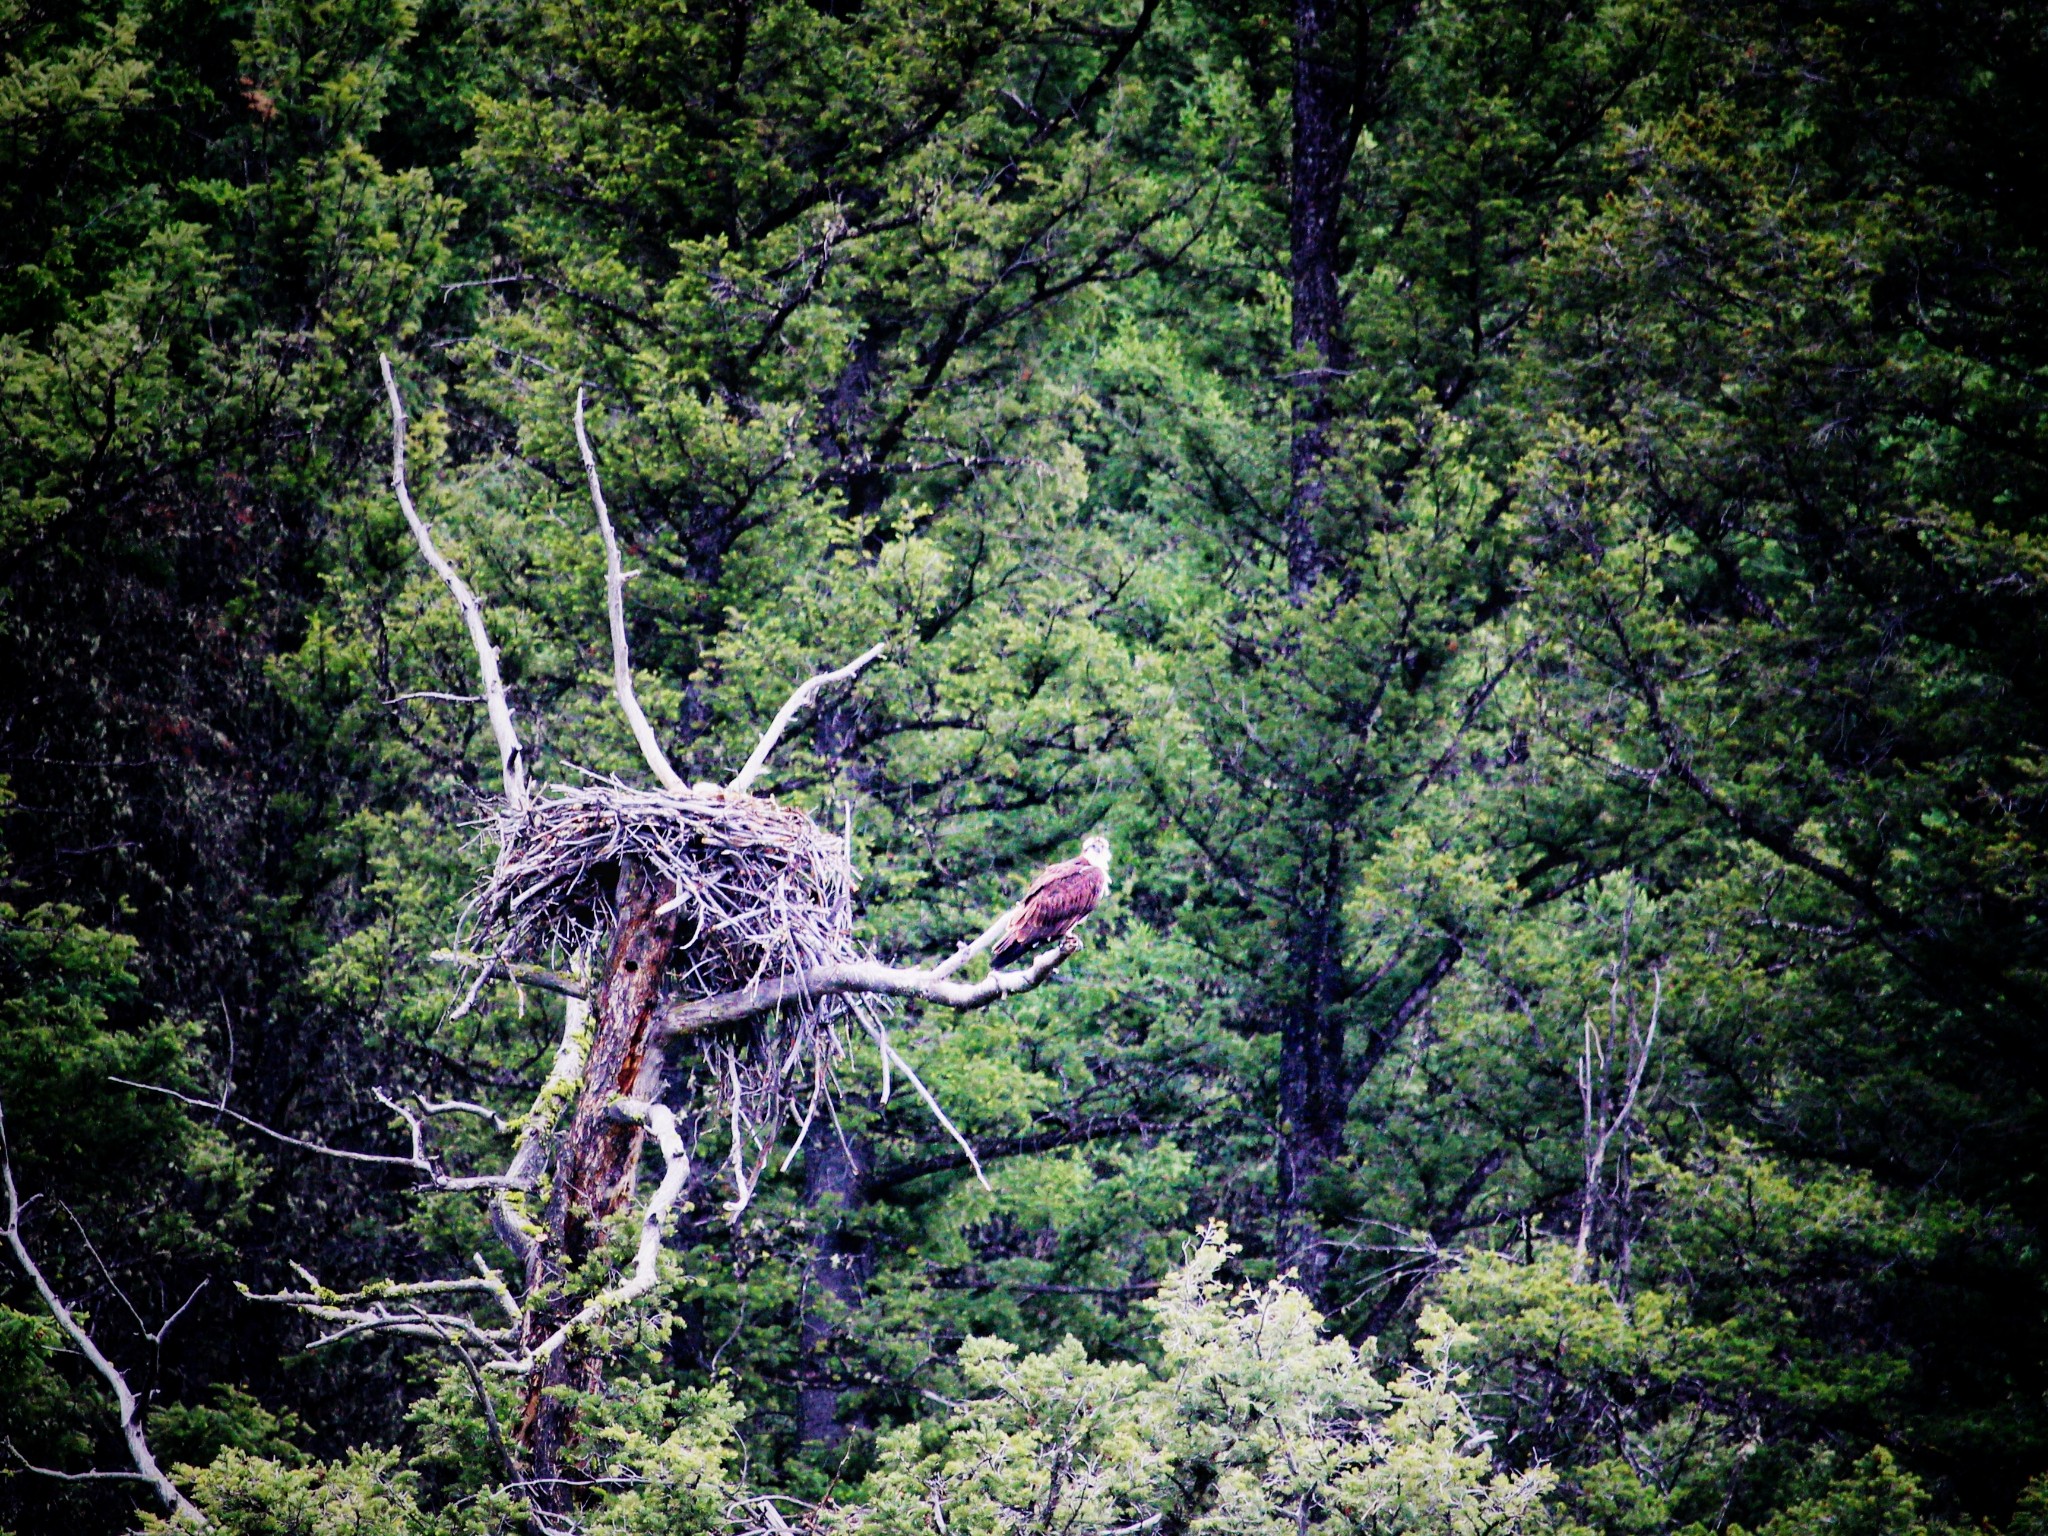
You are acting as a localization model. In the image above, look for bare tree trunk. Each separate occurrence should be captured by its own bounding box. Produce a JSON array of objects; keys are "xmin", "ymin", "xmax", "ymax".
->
[
  {"xmin": 797, "ymin": 1128, "xmax": 870, "ymax": 1447},
  {"xmin": 520, "ymin": 858, "xmax": 682, "ymax": 1499}
]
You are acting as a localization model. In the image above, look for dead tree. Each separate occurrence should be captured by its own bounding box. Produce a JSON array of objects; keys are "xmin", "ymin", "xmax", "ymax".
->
[{"xmin": 214, "ymin": 361, "xmax": 1082, "ymax": 1515}]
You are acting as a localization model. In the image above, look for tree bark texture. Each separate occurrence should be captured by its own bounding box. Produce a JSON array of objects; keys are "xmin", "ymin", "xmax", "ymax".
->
[{"xmin": 520, "ymin": 859, "xmax": 682, "ymax": 1498}]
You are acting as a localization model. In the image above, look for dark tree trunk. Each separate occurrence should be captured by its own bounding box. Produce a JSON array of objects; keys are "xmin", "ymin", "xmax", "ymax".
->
[
  {"xmin": 797, "ymin": 1126, "xmax": 871, "ymax": 1447},
  {"xmin": 1276, "ymin": 903, "xmax": 1348, "ymax": 1295},
  {"xmin": 1287, "ymin": 0, "xmax": 1354, "ymax": 602},
  {"xmin": 1285, "ymin": 0, "xmax": 1415, "ymax": 601},
  {"xmin": 1277, "ymin": 903, "xmax": 1463, "ymax": 1299},
  {"xmin": 519, "ymin": 859, "xmax": 682, "ymax": 1502}
]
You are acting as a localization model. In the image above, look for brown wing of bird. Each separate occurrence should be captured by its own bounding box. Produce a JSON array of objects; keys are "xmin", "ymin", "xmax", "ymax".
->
[{"xmin": 989, "ymin": 857, "xmax": 1108, "ymax": 969}]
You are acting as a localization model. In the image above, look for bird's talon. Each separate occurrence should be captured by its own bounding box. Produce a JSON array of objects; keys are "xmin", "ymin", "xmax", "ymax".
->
[{"xmin": 1059, "ymin": 934, "xmax": 1083, "ymax": 954}]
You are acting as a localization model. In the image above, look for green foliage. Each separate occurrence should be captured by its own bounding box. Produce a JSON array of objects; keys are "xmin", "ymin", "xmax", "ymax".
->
[
  {"xmin": 1751, "ymin": 1449, "xmax": 1953, "ymax": 1536},
  {"xmin": 850, "ymin": 1233, "xmax": 1551, "ymax": 1536}
]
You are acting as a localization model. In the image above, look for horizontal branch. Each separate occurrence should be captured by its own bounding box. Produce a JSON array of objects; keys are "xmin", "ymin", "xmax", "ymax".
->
[
  {"xmin": 243, "ymin": 1261, "xmax": 520, "ymax": 1355},
  {"xmin": 272, "ymin": 1306, "xmax": 515, "ymax": 1355},
  {"xmin": 5, "ymin": 1446, "xmax": 158, "ymax": 1485},
  {"xmin": 658, "ymin": 938, "xmax": 1075, "ymax": 1041},
  {"xmin": 111, "ymin": 1079, "xmax": 529, "ymax": 1193}
]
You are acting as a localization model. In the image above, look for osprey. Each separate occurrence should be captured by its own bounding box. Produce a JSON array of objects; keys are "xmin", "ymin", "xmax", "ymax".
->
[{"xmin": 989, "ymin": 835, "xmax": 1112, "ymax": 970}]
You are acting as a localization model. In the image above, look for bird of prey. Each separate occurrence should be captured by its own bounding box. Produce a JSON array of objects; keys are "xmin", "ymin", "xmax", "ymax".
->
[{"xmin": 989, "ymin": 835, "xmax": 1111, "ymax": 970}]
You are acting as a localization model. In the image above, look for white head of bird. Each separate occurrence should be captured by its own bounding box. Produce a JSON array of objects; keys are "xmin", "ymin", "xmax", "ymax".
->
[{"xmin": 1081, "ymin": 834, "xmax": 1112, "ymax": 872}]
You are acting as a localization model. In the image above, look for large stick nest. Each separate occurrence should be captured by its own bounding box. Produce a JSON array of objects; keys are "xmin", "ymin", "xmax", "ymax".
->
[{"xmin": 469, "ymin": 783, "xmax": 867, "ymax": 1167}]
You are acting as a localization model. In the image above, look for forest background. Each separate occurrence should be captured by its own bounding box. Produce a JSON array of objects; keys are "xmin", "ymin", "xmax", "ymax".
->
[{"xmin": 3, "ymin": 0, "xmax": 2046, "ymax": 1530}]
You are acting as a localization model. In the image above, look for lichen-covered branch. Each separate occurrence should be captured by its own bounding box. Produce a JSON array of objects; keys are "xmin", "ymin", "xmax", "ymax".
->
[
  {"xmin": 488, "ymin": 1097, "xmax": 690, "ymax": 1374},
  {"xmin": 576, "ymin": 387, "xmax": 689, "ymax": 795},
  {"xmin": 241, "ymin": 1262, "xmax": 520, "ymax": 1354},
  {"xmin": 379, "ymin": 354, "xmax": 529, "ymax": 813},
  {"xmin": 0, "ymin": 1100, "xmax": 206, "ymax": 1525},
  {"xmin": 727, "ymin": 643, "xmax": 888, "ymax": 795},
  {"xmin": 491, "ymin": 982, "xmax": 593, "ymax": 1270}
]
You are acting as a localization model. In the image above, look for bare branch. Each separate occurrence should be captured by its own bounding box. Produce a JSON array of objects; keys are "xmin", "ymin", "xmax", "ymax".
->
[
  {"xmin": 110, "ymin": 1079, "xmax": 529, "ymax": 1193},
  {"xmin": 491, "ymin": 1097, "xmax": 691, "ymax": 1373},
  {"xmin": 927, "ymin": 904, "xmax": 1024, "ymax": 981},
  {"xmin": 379, "ymin": 354, "xmax": 529, "ymax": 813},
  {"xmin": 1572, "ymin": 932, "xmax": 1663, "ymax": 1283},
  {"xmin": 0, "ymin": 1100, "xmax": 205, "ymax": 1524},
  {"xmin": 864, "ymin": 1019, "xmax": 988, "ymax": 1190},
  {"xmin": 5, "ymin": 1444, "xmax": 158, "ymax": 1485},
  {"xmin": 470, "ymin": 1252, "xmax": 524, "ymax": 1327},
  {"xmin": 149, "ymin": 1279, "xmax": 209, "ymax": 1347},
  {"xmin": 727, "ymin": 644, "xmax": 888, "ymax": 795},
  {"xmin": 576, "ymin": 388, "xmax": 689, "ymax": 795},
  {"xmin": 657, "ymin": 937, "xmax": 1075, "ymax": 1040},
  {"xmin": 438, "ymin": 1328, "xmax": 520, "ymax": 1487},
  {"xmin": 242, "ymin": 1265, "xmax": 517, "ymax": 1355},
  {"xmin": 414, "ymin": 1098, "xmax": 512, "ymax": 1132}
]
